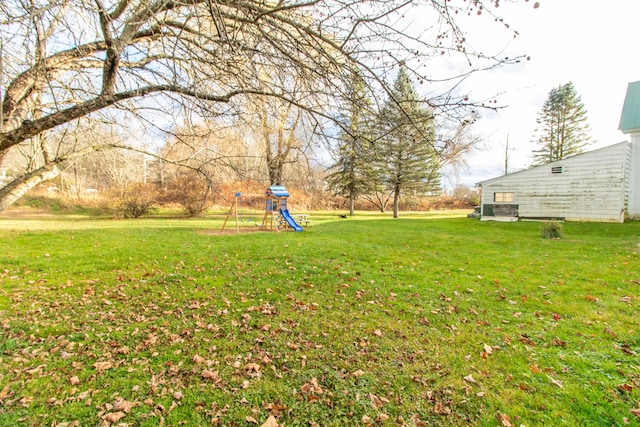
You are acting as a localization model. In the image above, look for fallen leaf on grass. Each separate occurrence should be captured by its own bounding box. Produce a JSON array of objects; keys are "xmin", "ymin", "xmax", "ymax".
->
[
  {"xmin": 263, "ymin": 402, "xmax": 287, "ymax": 418},
  {"xmin": 0, "ymin": 384, "xmax": 10, "ymax": 400},
  {"xmin": 530, "ymin": 365, "xmax": 542, "ymax": 374},
  {"xmin": 520, "ymin": 335, "xmax": 535, "ymax": 346},
  {"xmin": 411, "ymin": 413, "xmax": 427, "ymax": 426},
  {"xmin": 376, "ymin": 413, "xmax": 389, "ymax": 421},
  {"xmin": 497, "ymin": 413, "xmax": 512, "ymax": 426},
  {"xmin": 102, "ymin": 411, "xmax": 126, "ymax": 423},
  {"xmin": 618, "ymin": 383, "xmax": 634, "ymax": 393},
  {"xmin": 432, "ymin": 402, "xmax": 451, "ymax": 415},
  {"xmin": 202, "ymin": 370, "xmax": 220, "ymax": 381},
  {"xmin": 245, "ymin": 363, "xmax": 261, "ymax": 373},
  {"xmin": 369, "ymin": 393, "xmax": 389, "ymax": 409},
  {"xmin": 618, "ymin": 343, "xmax": 638, "ymax": 356},
  {"xmin": 113, "ymin": 398, "xmax": 137, "ymax": 413},
  {"xmin": 301, "ymin": 378, "xmax": 325, "ymax": 397},
  {"xmin": 93, "ymin": 361, "xmax": 114, "ymax": 371},
  {"xmin": 261, "ymin": 415, "xmax": 280, "ymax": 427},
  {"xmin": 547, "ymin": 375, "xmax": 563, "ymax": 388},
  {"xmin": 69, "ymin": 376, "xmax": 81, "ymax": 385},
  {"xmin": 19, "ymin": 396, "xmax": 33, "ymax": 407},
  {"xmin": 463, "ymin": 374, "xmax": 477, "ymax": 384}
]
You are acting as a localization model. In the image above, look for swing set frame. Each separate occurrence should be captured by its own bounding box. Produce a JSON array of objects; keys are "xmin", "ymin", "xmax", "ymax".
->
[{"xmin": 220, "ymin": 192, "xmax": 265, "ymax": 234}]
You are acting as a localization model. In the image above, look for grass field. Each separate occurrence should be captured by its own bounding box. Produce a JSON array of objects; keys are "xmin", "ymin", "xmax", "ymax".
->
[{"xmin": 1, "ymin": 210, "xmax": 640, "ymax": 426}]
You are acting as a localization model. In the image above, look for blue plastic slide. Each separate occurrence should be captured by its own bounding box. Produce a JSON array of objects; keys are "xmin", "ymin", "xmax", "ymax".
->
[{"xmin": 279, "ymin": 208, "xmax": 303, "ymax": 232}]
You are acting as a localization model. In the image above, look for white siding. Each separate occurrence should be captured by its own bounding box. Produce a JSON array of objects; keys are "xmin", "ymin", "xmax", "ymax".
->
[
  {"xmin": 628, "ymin": 134, "xmax": 640, "ymax": 219},
  {"xmin": 480, "ymin": 142, "xmax": 630, "ymax": 222}
]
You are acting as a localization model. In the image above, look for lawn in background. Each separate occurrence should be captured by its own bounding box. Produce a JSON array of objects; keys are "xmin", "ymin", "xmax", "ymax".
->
[{"xmin": 1, "ymin": 212, "xmax": 639, "ymax": 426}]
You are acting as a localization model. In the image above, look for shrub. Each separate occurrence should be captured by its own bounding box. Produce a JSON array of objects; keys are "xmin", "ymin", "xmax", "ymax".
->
[
  {"xmin": 162, "ymin": 172, "xmax": 212, "ymax": 217},
  {"xmin": 122, "ymin": 186, "xmax": 158, "ymax": 218},
  {"xmin": 103, "ymin": 183, "xmax": 159, "ymax": 218},
  {"xmin": 541, "ymin": 221, "xmax": 563, "ymax": 239}
]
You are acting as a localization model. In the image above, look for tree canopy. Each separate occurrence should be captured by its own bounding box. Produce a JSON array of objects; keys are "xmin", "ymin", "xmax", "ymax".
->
[
  {"xmin": 325, "ymin": 71, "xmax": 375, "ymax": 215},
  {"xmin": 375, "ymin": 66, "xmax": 439, "ymax": 218},
  {"xmin": 531, "ymin": 82, "xmax": 593, "ymax": 165}
]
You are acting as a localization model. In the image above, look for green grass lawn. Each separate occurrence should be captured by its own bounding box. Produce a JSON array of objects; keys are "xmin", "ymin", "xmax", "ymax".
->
[{"xmin": 1, "ymin": 211, "xmax": 640, "ymax": 426}]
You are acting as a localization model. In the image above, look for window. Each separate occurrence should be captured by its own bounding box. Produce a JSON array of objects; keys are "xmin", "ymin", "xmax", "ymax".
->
[
  {"xmin": 494, "ymin": 192, "xmax": 514, "ymax": 202},
  {"xmin": 551, "ymin": 166, "xmax": 563, "ymax": 174}
]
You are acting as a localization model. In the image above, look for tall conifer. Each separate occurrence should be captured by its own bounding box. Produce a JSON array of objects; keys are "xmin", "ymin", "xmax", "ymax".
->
[
  {"xmin": 326, "ymin": 71, "xmax": 376, "ymax": 215},
  {"xmin": 374, "ymin": 67, "xmax": 439, "ymax": 218},
  {"xmin": 532, "ymin": 82, "xmax": 593, "ymax": 165}
]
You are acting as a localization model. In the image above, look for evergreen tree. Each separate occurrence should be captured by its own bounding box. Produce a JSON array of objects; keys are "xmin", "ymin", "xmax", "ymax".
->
[
  {"xmin": 326, "ymin": 72, "xmax": 376, "ymax": 216},
  {"xmin": 374, "ymin": 67, "xmax": 440, "ymax": 218},
  {"xmin": 532, "ymin": 82, "xmax": 593, "ymax": 165}
]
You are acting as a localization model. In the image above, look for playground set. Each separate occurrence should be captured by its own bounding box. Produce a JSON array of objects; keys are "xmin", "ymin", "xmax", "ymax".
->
[{"xmin": 221, "ymin": 185, "xmax": 304, "ymax": 233}]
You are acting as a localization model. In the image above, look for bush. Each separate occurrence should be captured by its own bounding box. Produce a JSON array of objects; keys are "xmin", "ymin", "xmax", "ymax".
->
[
  {"xmin": 122, "ymin": 189, "xmax": 158, "ymax": 218},
  {"xmin": 162, "ymin": 172, "xmax": 212, "ymax": 217},
  {"xmin": 103, "ymin": 183, "xmax": 159, "ymax": 218},
  {"xmin": 541, "ymin": 221, "xmax": 563, "ymax": 239}
]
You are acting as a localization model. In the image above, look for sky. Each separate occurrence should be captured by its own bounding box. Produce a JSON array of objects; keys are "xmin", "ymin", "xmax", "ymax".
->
[{"xmin": 436, "ymin": 0, "xmax": 640, "ymax": 190}]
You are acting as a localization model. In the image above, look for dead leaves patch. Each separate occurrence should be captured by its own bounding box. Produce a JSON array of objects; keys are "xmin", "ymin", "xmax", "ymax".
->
[
  {"xmin": 93, "ymin": 360, "xmax": 114, "ymax": 371},
  {"xmin": 247, "ymin": 303, "xmax": 278, "ymax": 316},
  {"xmin": 260, "ymin": 415, "xmax": 280, "ymax": 427},
  {"xmin": 201, "ymin": 369, "xmax": 222, "ymax": 384},
  {"xmin": 369, "ymin": 393, "xmax": 389, "ymax": 409},
  {"xmin": 300, "ymin": 377, "xmax": 324, "ymax": 401},
  {"xmin": 432, "ymin": 401, "xmax": 452, "ymax": 416},
  {"xmin": 98, "ymin": 398, "xmax": 137, "ymax": 425},
  {"xmin": 497, "ymin": 412, "xmax": 513, "ymax": 426}
]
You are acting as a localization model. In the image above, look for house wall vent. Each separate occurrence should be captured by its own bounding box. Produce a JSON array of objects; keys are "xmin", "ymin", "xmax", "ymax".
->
[{"xmin": 551, "ymin": 166, "xmax": 563, "ymax": 174}]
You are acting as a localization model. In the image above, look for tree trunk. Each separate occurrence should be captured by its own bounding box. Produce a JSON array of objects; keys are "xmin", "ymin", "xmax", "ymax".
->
[
  {"xmin": 0, "ymin": 164, "xmax": 61, "ymax": 211},
  {"xmin": 349, "ymin": 193, "xmax": 355, "ymax": 216},
  {"xmin": 392, "ymin": 185, "xmax": 400, "ymax": 218},
  {"xmin": 267, "ymin": 157, "xmax": 283, "ymax": 186}
]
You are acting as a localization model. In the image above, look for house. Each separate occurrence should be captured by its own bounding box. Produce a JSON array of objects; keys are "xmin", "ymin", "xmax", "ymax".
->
[{"xmin": 477, "ymin": 81, "xmax": 640, "ymax": 223}]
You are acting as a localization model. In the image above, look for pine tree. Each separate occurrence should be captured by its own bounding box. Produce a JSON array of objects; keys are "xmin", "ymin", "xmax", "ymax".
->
[
  {"xmin": 532, "ymin": 82, "xmax": 593, "ymax": 165},
  {"xmin": 374, "ymin": 67, "xmax": 440, "ymax": 218},
  {"xmin": 326, "ymin": 71, "xmax": 376, "ymax": 215}
]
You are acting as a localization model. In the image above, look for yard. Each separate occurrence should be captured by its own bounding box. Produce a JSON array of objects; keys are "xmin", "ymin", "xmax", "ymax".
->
[{"xmin": 1, "ymin": 211, "xmax": 639, "ymax": 426}]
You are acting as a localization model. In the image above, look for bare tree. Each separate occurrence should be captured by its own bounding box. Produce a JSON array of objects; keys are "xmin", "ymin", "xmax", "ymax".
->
[
  {"xmin": 361, "ymin": 187, "xmax": 393, "ymax": 213},
  {"xmin": 0, "ymin": 0, "xmax": 525, "ymax": 210},
  {"xmin": 241, "ymin": 92, "xmax": 314, "ymax": 186}
]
